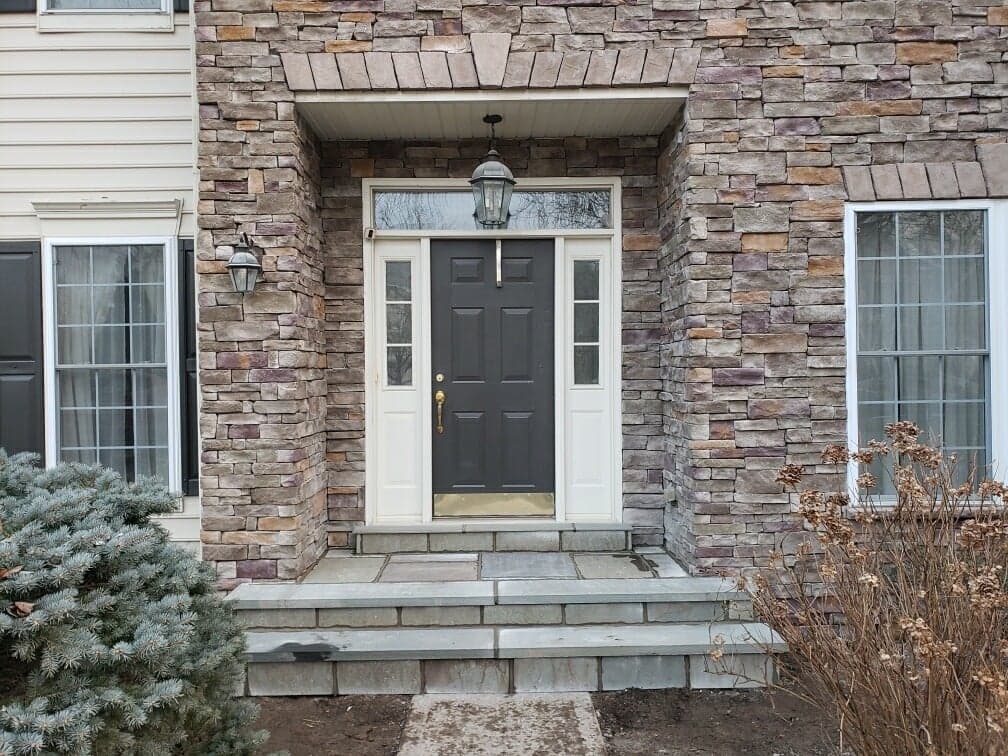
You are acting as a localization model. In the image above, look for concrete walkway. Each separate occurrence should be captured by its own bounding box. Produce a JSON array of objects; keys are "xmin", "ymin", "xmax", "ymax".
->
[{"xmin": 398, "ymin": 693, "xmax": 606, "ymax": 756}]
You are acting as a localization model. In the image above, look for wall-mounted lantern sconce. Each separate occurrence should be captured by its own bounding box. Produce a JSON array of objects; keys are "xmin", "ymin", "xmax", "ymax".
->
[
  {"xmin": 470, "ymin": 114, "xmax": 515, "ymax": 228},
  {"xmin": 227, "ymin": 232, "xmax": 262, "ymax": 295}
]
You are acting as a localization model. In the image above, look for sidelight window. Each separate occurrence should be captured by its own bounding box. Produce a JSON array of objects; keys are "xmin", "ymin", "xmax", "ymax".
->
[
  {"xmin": 384, "ymin": 260, "xmax": 413, "ymax": 386},
  {"xmin": 572, "ymin": 259, "xmax": 601, "ymax": 386},
  {"xmin": 48, "ymin": 241, "xmax": 178, "ymax": 485}
]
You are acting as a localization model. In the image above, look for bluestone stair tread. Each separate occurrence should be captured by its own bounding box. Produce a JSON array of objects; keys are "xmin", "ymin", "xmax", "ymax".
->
[
  {"xmin": 243, "ymin": 622, "xmax": 785, "ymax": 662},
  {"xmin": 497, "ymin": 622, "xmax": 786, "ymax": 658},
  {"xmin": 229, "ymin": 577, "xmax": 744, "ymax": 609},
  {"xmin": 228, "ymin": 580, "xmax": 495, "ymax": 609},
  {"xmin": 496, "ymin": 577, "xmax": 745, "ymax": 604},
  {"xmin": 246, "ymin": 627, "xmax": 496, "ymax": 661}
]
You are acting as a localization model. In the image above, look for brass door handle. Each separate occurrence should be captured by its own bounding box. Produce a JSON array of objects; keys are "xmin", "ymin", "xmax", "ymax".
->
[{"xmin": 434, "ymin": 390, "xmax": 446, "ymax": 434}]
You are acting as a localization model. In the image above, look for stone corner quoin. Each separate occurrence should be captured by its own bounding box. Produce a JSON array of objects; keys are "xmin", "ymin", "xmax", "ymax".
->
[{"xmin": 193, "ymin": 0, "xmax": 1008, "ymax": 584}]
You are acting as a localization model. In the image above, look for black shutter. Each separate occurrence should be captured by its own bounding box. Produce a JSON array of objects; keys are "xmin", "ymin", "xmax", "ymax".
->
[
  {"xmin": 0, "ymin": 242, "xmax": 44, "ymax": 458},
  {"xmin": 178, "ymin": 239, "xmax": 199, "ymax": 495}
]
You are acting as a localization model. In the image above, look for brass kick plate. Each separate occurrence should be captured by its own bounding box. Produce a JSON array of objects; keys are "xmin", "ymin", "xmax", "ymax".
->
[{"xmin": 434, "ymin": 492, "xmax": 555, "ymax": 518}]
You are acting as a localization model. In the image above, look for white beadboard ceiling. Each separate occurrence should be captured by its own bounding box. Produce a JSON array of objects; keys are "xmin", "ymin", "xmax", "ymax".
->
[{"xmin": 296, "ymin": 87, "xmax": 687, "ymax": 141}]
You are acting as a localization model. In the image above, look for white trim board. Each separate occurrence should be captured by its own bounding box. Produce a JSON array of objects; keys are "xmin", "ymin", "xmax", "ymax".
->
[
  {"xmin": 362, "ymin": 177, "xmax": 623, "ymax": 525},
  {"xmin": 843, "ymin": 199, "xmax": 1008, "ymax": 488}
]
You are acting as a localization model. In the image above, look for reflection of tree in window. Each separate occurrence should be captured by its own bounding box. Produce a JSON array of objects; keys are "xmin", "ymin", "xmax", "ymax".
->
[
  {"xmin": 509, "ymin": 191, "xmax": 610, "ymax": 229},
  {"xmin": 373, "ymin": 190, "xmax": 612, "ymax": 231}
]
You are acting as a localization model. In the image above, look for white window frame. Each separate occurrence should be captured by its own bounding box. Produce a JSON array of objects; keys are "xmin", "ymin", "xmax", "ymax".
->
[
  {"xmin": 36, "ymin": 0, "xmax": 173, "ymax": 32},
  {"xmin": 41, "ymin": 236, "xmax": 183, "ymax": 492},
  {"xmin": 844, "ymin": 199, "xmax": 1008, "ymax": 489}
]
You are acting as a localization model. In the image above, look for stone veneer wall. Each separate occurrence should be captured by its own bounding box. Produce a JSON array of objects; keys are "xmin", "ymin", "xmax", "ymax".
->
[
  {"xmin": 663, "ymin": 1, "xmax": 1007, "ymax": 576},
  {"xmin": 319, "ymin": 137, "xmax": 666, "ymax": 548},
  {"xmin": 196, "ymin": 0, "xmax": 1008, "ymax": 582}
]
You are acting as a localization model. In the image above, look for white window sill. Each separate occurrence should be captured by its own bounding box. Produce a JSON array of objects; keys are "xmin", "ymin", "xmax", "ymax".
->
[{"xmin": 37, "ymin": 8, "xmax": 173, "ymax": 32}]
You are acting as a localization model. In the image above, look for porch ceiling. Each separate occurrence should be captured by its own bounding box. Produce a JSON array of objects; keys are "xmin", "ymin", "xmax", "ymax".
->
[{"xmin": 295, "ymin": 87, "xmax": 687, "ymax": 141}]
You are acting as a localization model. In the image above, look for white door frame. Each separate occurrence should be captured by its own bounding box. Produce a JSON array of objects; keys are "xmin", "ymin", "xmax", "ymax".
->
[{"xmin": 362, "ymin": 177, "xmax": 623, "ymax": 524}]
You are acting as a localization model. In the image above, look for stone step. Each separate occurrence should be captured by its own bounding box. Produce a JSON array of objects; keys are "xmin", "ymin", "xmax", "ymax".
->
[
  {"xmin": 353, "ymin": 522, "xmax": 632, "ymax": 554},
  {"xmin": 239, "ymin": 622, "xmax": 785, "ymax": 695},
  {"xmin": 228, "ymin": 577, "xmax": 753, "ymax": 629}
]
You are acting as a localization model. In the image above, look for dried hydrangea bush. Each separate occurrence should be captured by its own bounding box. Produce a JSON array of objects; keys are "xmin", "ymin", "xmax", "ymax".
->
[{"xmin": 754, "ymin": 421, "xmax": 1008, "ymax": 756}]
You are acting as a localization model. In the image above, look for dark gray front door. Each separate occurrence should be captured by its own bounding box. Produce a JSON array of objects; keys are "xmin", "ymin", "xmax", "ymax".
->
[{"xmin": 431, "ymin": 239, "xmax": 555, "ymax": 517}]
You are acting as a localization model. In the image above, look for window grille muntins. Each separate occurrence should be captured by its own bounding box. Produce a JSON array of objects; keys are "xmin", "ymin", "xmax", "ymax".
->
[{"xmin": 52, "ymin": 243, "xmax": 173, "ymax": 483}]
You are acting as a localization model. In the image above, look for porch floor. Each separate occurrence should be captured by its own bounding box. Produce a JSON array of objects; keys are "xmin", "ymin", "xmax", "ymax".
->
[{"xmin": 301, "ymin": 547, "xmax": 688, "ymax": 584}]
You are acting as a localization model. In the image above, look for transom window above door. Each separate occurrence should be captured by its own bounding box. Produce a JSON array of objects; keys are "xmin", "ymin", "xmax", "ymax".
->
[
  {"xmin": 373, "ymin": 189, "xmax": 612, "ymax": 231},
  {"xmin": 847, "ymin": 204, "xmax": 1008, "ymax": 493}
]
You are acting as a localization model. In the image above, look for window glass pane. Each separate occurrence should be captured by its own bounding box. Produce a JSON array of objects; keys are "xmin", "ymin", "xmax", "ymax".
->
[
  {"xmin": 857, "ymin": 260, "xmax": 895, "ymax": 305},
  {"xmin": 898, "ymin": 306, "xmax": 943, "ymax": 351},
  {"xmin": 898, "ymin": 211, "xmax": 940, "ymax": 257},
  {"xmin": 898, "ymin": 258, "xmax": 942, "ymax": 304},
  {"xmin": 944, "ymin": 356, "xmax": 984, "ymax": 401},
  {"xmin": 58, "ymin": 326, "xmax": 92, "ymax": 364},
  {"xmin": 131, "ymin": 245, "xmax": 164, "ymax": 283},
  {"xmin": 857, "ymin": 357, "xmax": 894, "ymax": 402},
  {"xmin": 387, "ymin": 346, "xmax": 412, "ymax": 386},
  {"xmin": 859, "ymin": 400, "xmax": 895, "ymax": 440},
  {"xmin": 92, "ymin": 246, "xmax": 130, "ymax": 285},
  {"xmin": 856, "ymin": 213, "xmax": 896, "ymax": 258},
  {"xmin": 52, "ymin": 243, "xmax": 170, "ymax": 484},
  {"xmin": 93, "ymin": 286, "xmax": 127, "ymax": 325},
  {"xmin": 944, "ymin": 402, "xmax": 986, "ymax": 449},
  {"xmin": 98, "ymin": 409, "xmax": 133, "ymax": 446},
  {"xmin": 573, "ymin": 260, "xmax": 600, "ymax": 300},
  {"xmin": 374, "ymin": 190, "xmax": 611, "ymax": 231},
  {"xmin": 900, "ymin": 402, "xmax": 943, "ymax": 445},
  {"xmin": 386, "ymin": 303, "xmax": 412, "ymax": 344},
  {"xmin": 574, "ymin": 303, "xmax": 599, "ymax": 343},
  {"xmin": 945, "ymin": 305, "xmax": 986, "ymax": 350},
  {"xmin": 59, "ymin": 369, "xmax": 96, "ymax": 408},
  {"xmin": 93, "ymin": 325, "xmax": 129, "ymax": 364},
  {"xmin": 57, "ymin": 286, "xmax": 90, "ymax": 325},
  {"xmin": 944, "ymin": 211, "xmax": 985, "ymax": 256},
  {"xmin": 858, "ymin": 307, "xmax": 895, "ymax": 351},
  {"xmin": 59, "ymin": 409, "xmax": 96, "ymax": 449},
  {"xmin": 574, "ymin": 345, "xmax": 599, "ymax": 385},
  {"xmin": 131, "ymin": 325, "xmax": 166, "ymax": 363},
  {"xmin": 131, "ymin": 285, "xmax": 166, "ymax": 324},
  {"xmin": 944, "ymin": 258, "xmax": 985, "ymax": 303},
  {"xmin": 898, "ymin": 356, "xmax": 941, "ymax": 401},
  {"xmin": 385, "ymin": 261, "xmax": 411, "ymax": 301}
]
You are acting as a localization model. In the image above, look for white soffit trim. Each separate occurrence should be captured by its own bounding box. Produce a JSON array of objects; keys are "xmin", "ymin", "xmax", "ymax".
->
[
  {"xmin": 297, "ymin": 86, "xmax": 688, "ymax": 140},
  {"xmin": 31, "ymin": 199, "xmax": 183, "ymax": 237}
]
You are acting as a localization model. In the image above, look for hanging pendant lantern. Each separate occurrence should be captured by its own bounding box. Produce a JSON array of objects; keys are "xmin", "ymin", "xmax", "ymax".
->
[
  {"xmin": 227, "ymin": 232, "xmax": 262, "ymax": 295},
  {"xmin": 470, "ymin": 114, "xmax": 515, "ymax": 228}
]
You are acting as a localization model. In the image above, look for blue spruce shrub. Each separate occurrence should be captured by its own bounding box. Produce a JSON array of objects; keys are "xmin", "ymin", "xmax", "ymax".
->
[{"xmin": 0, "ymin": 452, "xmax": 263, "ymax": 755}]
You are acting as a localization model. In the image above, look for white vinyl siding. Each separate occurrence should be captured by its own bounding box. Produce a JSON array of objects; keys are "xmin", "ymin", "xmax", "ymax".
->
[
  {"xmin": 845, "ymin": 201, "xmax": 1008, "ymax": 490},
  {"xmin": 0, "ymin": 13, "xmax": 194, "ymax": 238}
]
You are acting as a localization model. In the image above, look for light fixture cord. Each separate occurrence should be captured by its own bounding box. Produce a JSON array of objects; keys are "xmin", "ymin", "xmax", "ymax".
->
[{"xmin": 489, "ymin": 119, "xmax": 497, "ymax": 152}]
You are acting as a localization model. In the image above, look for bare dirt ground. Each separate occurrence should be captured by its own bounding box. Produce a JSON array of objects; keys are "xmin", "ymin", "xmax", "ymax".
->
[
  {"xmin": 254, "ymin": 689, "xmax": 836, "ymax": 756},
  {"xmin": 592, "ymin": 688, "xmax": 838, "ymax": 756},
  {"xmin": 255, "ymin": 695, "xmax": 410, "ymax": 756}
]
